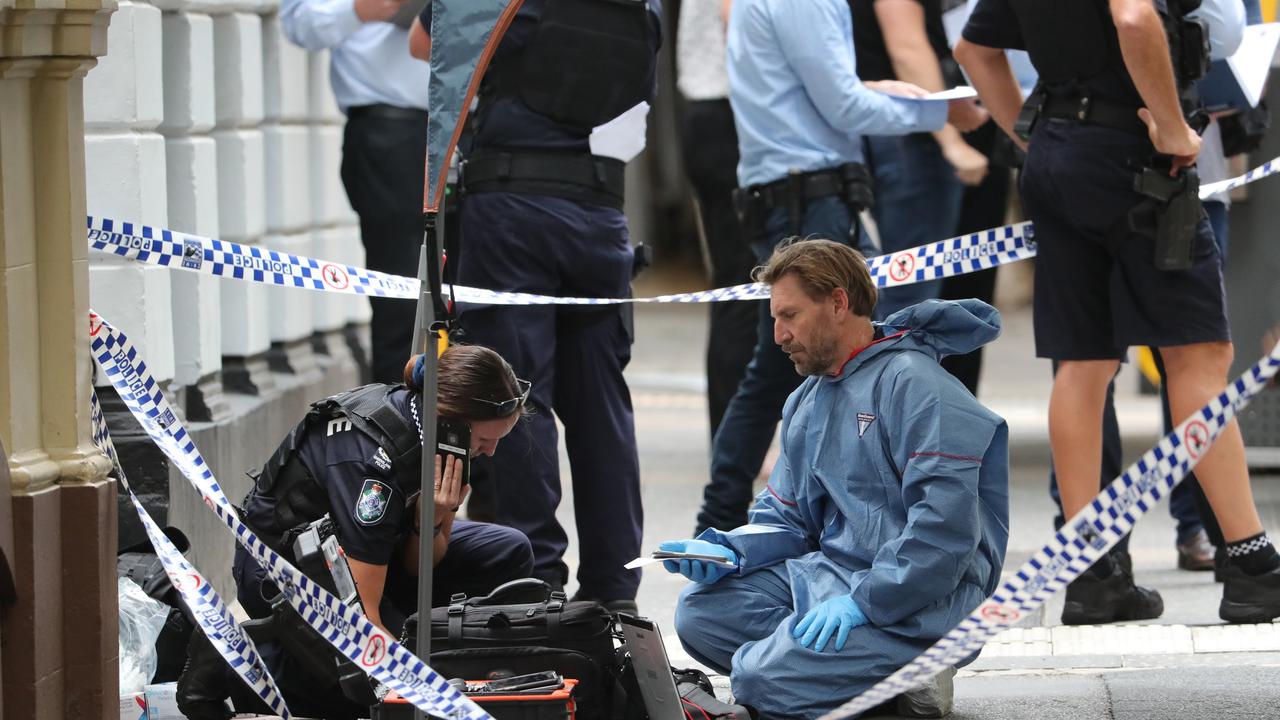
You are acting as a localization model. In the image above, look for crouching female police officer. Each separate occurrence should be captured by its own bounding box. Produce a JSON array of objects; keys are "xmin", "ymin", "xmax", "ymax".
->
[{"xmin": 178, "ymin": 345, "xmax": 534, "ymax": 720}]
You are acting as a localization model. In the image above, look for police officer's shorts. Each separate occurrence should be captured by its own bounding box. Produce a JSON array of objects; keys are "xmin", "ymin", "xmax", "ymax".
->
[{"xmin": 1020, "ymin": 122, "xmax": 1230, "ymax": 361}]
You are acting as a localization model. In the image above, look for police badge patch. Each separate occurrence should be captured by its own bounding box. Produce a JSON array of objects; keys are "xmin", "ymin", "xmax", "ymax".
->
[
  {"xmin": 356, "ymin": 479, "xmax": 390, "ymax": 525},
  {"xmin": 370, "ymin": 447, "xmax": 392, "ymax": 473}
]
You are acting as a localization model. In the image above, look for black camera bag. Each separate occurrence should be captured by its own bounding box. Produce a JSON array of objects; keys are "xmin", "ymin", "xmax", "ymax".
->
[{"xmin": 401, "ymin": 579, "xmax": 620, "ymax": 719}]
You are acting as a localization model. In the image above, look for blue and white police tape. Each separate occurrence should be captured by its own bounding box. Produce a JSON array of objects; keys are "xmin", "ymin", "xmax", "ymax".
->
[
  {"xmin": 1199, "ymin": 156, "xmax": 1279, "ymax": 198},
  {"xmin": 822, "ymin": 338, "xmax": 1280, "ymax": 720},
  {"xmin": 85, "ymin": 217, "xmax": 1026, "ymax": 304},
  {"xmin": 87, "ymin": 151, "xmax": 1280, "ymax": 308},
  {"xmin": 89, "ymin": 310, "xmax": 493, "ymax": 720},
  {"xmin": 90, "ymin": 392, "xmax": 294, "ymax": 718}
]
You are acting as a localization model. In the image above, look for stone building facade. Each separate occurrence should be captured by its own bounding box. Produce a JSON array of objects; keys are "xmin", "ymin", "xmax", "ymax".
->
[{"xmin": 85, "ymin": 0, "xmax": 377, "ymax": 601}]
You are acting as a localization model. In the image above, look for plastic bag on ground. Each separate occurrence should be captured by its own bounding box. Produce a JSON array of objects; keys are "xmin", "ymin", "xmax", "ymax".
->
[{"xmin": 118, "ymin": 576, "xmax": 170, "ymax": 694}]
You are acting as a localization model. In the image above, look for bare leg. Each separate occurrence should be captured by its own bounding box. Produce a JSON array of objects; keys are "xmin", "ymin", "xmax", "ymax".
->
[
  {"xmin": 1161, "ymin": 341, "xmax": 1264, "ymax": 543},
  {"xmin": 1051, "ymin": 359, "xmax": 1121, "ymax": 518}
]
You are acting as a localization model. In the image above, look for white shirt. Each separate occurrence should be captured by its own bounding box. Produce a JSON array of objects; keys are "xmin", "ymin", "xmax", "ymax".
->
[{"xmin": 676, "ymin": 0, "xmax": 730, "ymax": 100}]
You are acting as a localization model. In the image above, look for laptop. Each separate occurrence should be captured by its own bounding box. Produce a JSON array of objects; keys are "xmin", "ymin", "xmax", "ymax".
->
[{"xmin": 618, "ymin": 614, "xmax": 686, "ymax": 720}]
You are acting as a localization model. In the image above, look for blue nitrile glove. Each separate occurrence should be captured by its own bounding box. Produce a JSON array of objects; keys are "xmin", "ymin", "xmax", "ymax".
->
[
  {"xmin": 657, "ymin": 539, "xmax": 738, "ymax": 584},
  {"xmin": 793, "ymin": 595, "xmax": 867, "ymax": 652}
]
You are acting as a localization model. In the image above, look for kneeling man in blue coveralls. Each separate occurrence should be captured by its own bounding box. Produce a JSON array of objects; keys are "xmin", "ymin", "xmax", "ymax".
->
[{"xmin": 663, "ymin": 239, "xmax": 1010, "ymax": 719}]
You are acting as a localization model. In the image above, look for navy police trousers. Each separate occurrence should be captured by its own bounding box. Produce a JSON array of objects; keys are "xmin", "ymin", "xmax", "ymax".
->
[{"xmin": 456, "ymin": 190, "xmax": 643, "ymax": 602}]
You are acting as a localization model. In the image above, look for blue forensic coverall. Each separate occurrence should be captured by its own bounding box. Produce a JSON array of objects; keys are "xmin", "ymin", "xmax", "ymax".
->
[{"xmin": 675, "ymin": 299, "xmax": 1010, "ymax": 719}]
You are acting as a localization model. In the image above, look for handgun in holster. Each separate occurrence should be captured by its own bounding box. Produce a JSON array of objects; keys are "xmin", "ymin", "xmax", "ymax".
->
[
  {"xmin": 1128, "ymin": 164, "xmax": 1203, "ymax": 271},
  {"xmin": 839, "ymin": 162, "xmax": 875, "ymax": 213},
  {"xmin": 267, "ymin": 516, "xmax": 379, "ymax": 706},
  {"xmin": 731, "ymin": 186, "xmax": 759, "ymax": 232}
]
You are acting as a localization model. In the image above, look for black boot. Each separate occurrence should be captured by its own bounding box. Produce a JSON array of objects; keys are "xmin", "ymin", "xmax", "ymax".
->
[
  {"xmin": 1061, "ymin": 554, "xmax": 1163, "ymax": 625},
  {"xmin": 1219, "ymin": 564, "xmax": 1280, "ymax": 623},
  {"xmin": 176, "ymin": 630, "xmax": 233, "ymax": 720}
]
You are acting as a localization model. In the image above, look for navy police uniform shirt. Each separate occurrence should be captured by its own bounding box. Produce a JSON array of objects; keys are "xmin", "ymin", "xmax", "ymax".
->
[
  {"xmin": 293, "ymin": 387, "xmax": 420, "ymax": 566},
  {"xmin": 960, "ymin": 0, "xmax": 1026, "ymax": 51},
  {"xmin": 961, "ymin": 0, "xmax": 1142, "ymax": 108}
]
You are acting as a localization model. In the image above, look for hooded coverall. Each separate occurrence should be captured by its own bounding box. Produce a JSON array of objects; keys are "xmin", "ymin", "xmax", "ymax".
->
[{"xmin": 675, "ymin": 299, "xmax": 1011, "ymax": 718}]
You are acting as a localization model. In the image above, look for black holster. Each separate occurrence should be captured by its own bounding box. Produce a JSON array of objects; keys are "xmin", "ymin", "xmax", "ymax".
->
[
  {"xmin": 1014, "ymin": 88, "xmax": 1046, "ymax": 142},
  {"xmin": 1129, "ymin": 165, "xmax": 1203, "ymax": 271}
]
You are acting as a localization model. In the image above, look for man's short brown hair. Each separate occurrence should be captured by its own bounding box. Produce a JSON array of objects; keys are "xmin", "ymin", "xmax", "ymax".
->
[{"xmin": 754, "ymin": 238, "xmax": 877, "ymax": 317}]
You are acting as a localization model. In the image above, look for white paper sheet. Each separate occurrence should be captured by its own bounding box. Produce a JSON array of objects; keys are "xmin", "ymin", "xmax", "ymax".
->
[
  {"xmin": 589, "ymin": 101, "xmax": 651, "ymax": 163},
  {"xmin": 1228, "ymin": 23, "xmax": 1280, "ymax": 108},
  {"xmin": 924, "ymin": 86, "xmax": 978, "ymax": 101}
]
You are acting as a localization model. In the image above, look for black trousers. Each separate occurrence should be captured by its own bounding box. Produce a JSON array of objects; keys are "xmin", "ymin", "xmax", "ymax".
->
[
  {"xmin": 456, "ymin": 191, "xmax": 643, "ymax": 602},
  {"xmin": 340, "ymin": 107, "xmax": 428, "ymax": 384},
  {"xmin": 680, "ymin": 99, "xmax": 759, "ymax": 436},
  {"xmin": 940, "ymin": 122, "xmax": 1009, "ymax": 395}
]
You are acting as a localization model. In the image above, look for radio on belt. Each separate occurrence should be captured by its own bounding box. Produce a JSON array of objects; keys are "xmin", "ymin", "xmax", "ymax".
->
[{"xmin": 292, "ymin": 515, "xmax": 359, "ymax": 606}]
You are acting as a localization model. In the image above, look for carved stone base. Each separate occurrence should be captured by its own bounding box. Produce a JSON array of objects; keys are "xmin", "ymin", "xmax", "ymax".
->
[
  {"xmin": 267, "ymin": 337, "xmax": 323, "ymax": 386},
  {"xmin": 97, "ymin": 384, "xmax": 174, "ymax": 551},
  {"xmin": 342, "ymin": 323, "xmax": 372, "ymax": 385},
  {"xmin": 222, "ymin": 353, "xmax": 276, "ymax": 396},
  {"xmin": 184, "ymin": 370, "xmax": 232, "ymax": 424}
]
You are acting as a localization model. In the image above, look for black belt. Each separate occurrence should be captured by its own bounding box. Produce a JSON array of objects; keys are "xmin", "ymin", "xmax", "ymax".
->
[
  {"xmin": 346, "ymin": 103, "xmax": 428, "ymax": 123},
  {"xmin": 744, "ymin": 163, "xmax": 872, "ymax": 213},
  {"xmin": 1039, "ymin": 94, "xmax": 1147, "ymax": 137},
  {"xmin": 753, "ymin": 172, "xmax": 842, "ymax": 209},
  {"xmin": 460, "ymin": 151, "xmax": 626, "ymax": 209}
]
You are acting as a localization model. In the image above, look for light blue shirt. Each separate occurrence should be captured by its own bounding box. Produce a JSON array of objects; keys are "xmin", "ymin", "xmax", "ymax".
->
[
  {"xmin": 727, "ymin": 0, "xmax": 948, "ymax": 187},
  {"xmin": 280, "ymin": 0, "xmax": 430, "ymax": 112},
  {"xmin": 1190, "ymin": 0, "xmax": 1245, "ymax": 60}
]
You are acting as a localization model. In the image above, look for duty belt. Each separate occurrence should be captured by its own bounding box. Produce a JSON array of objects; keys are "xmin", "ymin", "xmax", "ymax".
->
[
  {"xmin": 732, "ymin": 163, "xmax": 873, "ymax": 237},
  {"xmin": 745, "ymin": 164, "xmax": 872, "ymax": 213},
  {"xmin": 1035, "ymin": 93, "xmax": 1148, "ymax": 137},
  {"xmin": 460, "ymin": 151, "xmax": 627, "ymax": 210}
]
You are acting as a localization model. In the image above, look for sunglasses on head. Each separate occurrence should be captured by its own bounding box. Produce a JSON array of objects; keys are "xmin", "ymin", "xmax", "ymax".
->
[{"xmin": 472, "ymin": 378, "xmax": 531, "ymax": 417}]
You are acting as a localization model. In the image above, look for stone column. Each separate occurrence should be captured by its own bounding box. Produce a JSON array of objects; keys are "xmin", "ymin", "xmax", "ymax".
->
[
  {"xmin": 261, "ymin": 6, "xmax": 320, "ymax": 382},
  {"xmin": 211, "ymin": 0, "xmax": 274, "ymax": 394},
  {"xmin": 158, "ymin": 0, "xmax": 230, "ymax": 423},
  {"xmin": 307, "ymin": 50, "xmax": 368, "ymax": 376},
  {"xmin": 0, "ymin": 0, "xmax": 120, "ymax": 716},
  {"xmin": 83, "ymin": 0, "xmax": 182, "ymax": 552}
]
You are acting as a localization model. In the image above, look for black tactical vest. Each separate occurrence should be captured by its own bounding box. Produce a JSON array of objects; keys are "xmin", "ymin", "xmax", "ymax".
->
[
  {"xmin": 248, "ymin": 384, "xmax": 421, "ymax": 548},
  {"xmin": 483, "ymin": 0, "xmax": 657, "ymax": 132}
]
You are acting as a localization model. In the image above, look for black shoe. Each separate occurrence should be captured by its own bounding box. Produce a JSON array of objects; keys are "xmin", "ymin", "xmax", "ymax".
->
[
  {"xmin": 602, "ymin": 599, "xmax": 639, "ymax": 616},
  {"xmin": 534, "ymin": 569, "xmax": 566, "ymax": 594},
  {"xmin": 570, "ymin": 592, "xmax": 638, "ymax": 616},
  {"xmin": 1219, "ymin": 563, "xmax": 1280, "ymax": 623},
  {"xmin": 1061, "ymin": 557, "xmax": 1164, "ymax": 625},
  {"xmin": 1176, "ymin": 529, "xmax": 1216, "ymax": 571},
  {"xmin": 1112, "ymin": 549, "xmax": 1134, "ymax": 576},
  {"xmin": 176, "ymin": 631, "xmax": 233, "ymax": 720}
]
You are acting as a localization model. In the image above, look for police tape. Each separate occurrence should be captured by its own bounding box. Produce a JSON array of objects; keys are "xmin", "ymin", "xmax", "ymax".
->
[
  {"xmin": 91, "ymin": 392, "xmax": 294, "ymax": 718},
  {"xmin": 1199, "ymin": 156, "xmax": 1279, "ymax": 198},
  {"xmin": 85, "ymin": 151, "xmax": 1280, "ymax": 308},
  {"xmin": 85, "ymin": 216, "xmax": 1029, "ymax": 305},
  {"xmin": 822, "ymin": 338, "xmax": 1280, "ymax": 720},
  {"xmin": 90, "ymin": 311, "xmax": 493, "ymax": 720}
]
